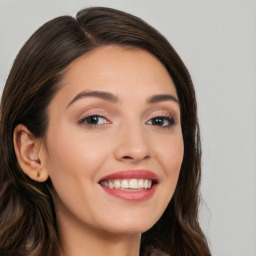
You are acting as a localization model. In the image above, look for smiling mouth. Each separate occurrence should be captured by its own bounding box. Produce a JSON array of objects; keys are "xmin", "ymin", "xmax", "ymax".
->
[
  {"xmin": 100, "ymin": 179, "xmax": 153, "ymax": 190},
  {"xmin": 98, "ymin": 170, "xmax": 159, "ymax": 200}
]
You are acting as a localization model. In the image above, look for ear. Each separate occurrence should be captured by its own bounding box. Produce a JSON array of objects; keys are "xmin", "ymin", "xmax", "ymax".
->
[{"xmin": 13, "ymin": 124, "xmax": 49, "ymax": 182}]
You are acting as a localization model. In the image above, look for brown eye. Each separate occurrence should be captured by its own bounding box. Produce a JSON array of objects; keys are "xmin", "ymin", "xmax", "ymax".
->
[
  {"xmin": 146, "ymin": 116, "xmax": 175, "ymax": 128},
  {"xmin": 79, "ymin": 115, "xmax": 109, "ymax": 126}
]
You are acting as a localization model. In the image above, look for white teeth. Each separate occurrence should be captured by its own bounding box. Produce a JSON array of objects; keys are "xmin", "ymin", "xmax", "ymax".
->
[
  {"xmin": 138, "ymin": 179, "xmax": 144, "ymax": 188},
  {"xmin": 144, "ymin": 179, "xmax": 149, "ymax": 188},
  {"xmin": 102, "ymin": 181, "xmax": 108, "ymax": 187},
  {"xmin": 114, "ymin": 180, "xmax": 121, "ymax": 189},
  {"xmin": 101, "ymin": 179, "xmax": 153, "ymax": 190},
  {"xmin": 121, "ymin": 180, "xmax": 129, "ymax": 189},
  {"xmin": 129, "ymin": 179, "xmax": 138, "ymax": 189},
  {"xmin": 109, "ymin": 181, "xmax": 114, "ymax": 189}
]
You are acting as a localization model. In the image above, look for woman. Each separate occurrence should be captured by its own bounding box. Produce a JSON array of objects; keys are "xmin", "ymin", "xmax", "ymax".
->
[{"xmin": 0, "ymin": 7, "xmax": 211, "ymax": 256}]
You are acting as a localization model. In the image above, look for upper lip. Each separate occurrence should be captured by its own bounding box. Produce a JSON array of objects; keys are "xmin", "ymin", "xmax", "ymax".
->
[{"xmin": 99, "ymin": 170, "xmax": 159, "ymax": 183}]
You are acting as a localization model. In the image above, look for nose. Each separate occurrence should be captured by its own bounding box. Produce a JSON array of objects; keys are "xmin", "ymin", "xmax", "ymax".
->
[{"xmin": 113, "ymin": 125, "xmax": 151, "ymax": 163}]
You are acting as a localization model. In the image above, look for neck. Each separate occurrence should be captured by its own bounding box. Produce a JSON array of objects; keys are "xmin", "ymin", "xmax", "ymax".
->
[{"xmin": 59, "ymin": 225, "xmax": 141, "ymax": 256}]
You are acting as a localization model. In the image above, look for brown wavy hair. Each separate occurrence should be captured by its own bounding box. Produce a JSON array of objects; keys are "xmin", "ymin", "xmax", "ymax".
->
[{"xmin": 0, "ymin": 6, "xmax": 210, "ymax": 256}]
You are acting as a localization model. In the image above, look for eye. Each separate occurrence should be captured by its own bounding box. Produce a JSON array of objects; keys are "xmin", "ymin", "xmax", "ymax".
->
[
  {"xmin": 146, "ymin": 116, "xmax": 175, "ymax": 128},
  {"xmin": 78, "ymin": 115, "xmax": 109, "ymax": 127}
]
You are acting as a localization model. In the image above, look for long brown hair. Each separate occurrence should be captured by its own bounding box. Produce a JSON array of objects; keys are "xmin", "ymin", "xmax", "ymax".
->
[{"xmin": 0, "ymin": 7, "xmax": 210, "ymax": 256}]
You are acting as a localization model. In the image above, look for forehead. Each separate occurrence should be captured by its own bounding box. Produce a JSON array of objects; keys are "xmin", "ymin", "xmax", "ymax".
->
[{"xmin": 55, "ymin": 45, "xmax": 177, "ymax": 104}]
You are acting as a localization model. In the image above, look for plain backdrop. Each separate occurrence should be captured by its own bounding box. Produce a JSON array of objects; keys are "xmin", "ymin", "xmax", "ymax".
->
[{"xmin": 0, "ymin": 1, "xmax": 255, "ymax": 255}]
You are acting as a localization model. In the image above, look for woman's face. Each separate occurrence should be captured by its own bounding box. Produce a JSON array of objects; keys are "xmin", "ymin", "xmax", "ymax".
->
[{"xmin": 42, "ymin": 46, "xmax": 184, "ymax": 235}]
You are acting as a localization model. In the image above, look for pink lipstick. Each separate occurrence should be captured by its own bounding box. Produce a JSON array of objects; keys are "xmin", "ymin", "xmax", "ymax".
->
[{"xmin": 99, "ymin": 170, "xmax": 158, "ymax": 201}]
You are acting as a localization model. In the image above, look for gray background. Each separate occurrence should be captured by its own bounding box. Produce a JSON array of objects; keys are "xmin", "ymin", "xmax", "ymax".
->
[{"xmin": 0, "ymin": 1, "xmax": 255, "ymax": 255}]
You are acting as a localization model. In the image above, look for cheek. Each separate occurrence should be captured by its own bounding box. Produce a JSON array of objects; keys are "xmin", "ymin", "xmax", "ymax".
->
[
  {"xmin": 45, "ymin": 126, "xmax": 110, "ymax": 176},
  {"xmin": 159, "ymin": 133, "xmax": 183, "ymax": 170},
  {"xmin": 44, "ymin": 125, "xmax": 118, "ymax": 203},
  {"xmin": 155, "ymin": 133, "xmax": 184, "ymax": 190},
  {"xmin": 44, "ymin": 130, "xmax": 113, "ymax": 221}
]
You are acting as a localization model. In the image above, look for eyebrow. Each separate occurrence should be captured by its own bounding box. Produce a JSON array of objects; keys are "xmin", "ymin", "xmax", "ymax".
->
[
  {"xmin": 66, "ymin": 90, "xmax": 179, "ymax": 108},
  {"xmin": 66, "ymin": 90, "xmax": 120, "ymax": 108},
  {"xmin": 147, "ymin": 94, "xmax": 179, "ymax": 104}
]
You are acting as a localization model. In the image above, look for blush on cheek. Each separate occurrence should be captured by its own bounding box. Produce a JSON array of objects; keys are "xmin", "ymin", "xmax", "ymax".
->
[{"xmin": 159, "ymin": 141, "xmax": 184, "ymax": 175}]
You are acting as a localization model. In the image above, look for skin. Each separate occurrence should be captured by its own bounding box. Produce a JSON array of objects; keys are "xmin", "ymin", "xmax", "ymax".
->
[{"xmin": 15, "ymin": 46, "xmax": 184, "ymax": 256}]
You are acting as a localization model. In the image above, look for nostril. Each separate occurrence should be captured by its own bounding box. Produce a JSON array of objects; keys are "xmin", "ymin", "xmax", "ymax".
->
[
  {"xmin": 123, "ymin": 156, "xmax": 132, "ymax": 159},
  {"xmin": 122, "ymin": 155, "xmax": 150, "ymax": 161}
]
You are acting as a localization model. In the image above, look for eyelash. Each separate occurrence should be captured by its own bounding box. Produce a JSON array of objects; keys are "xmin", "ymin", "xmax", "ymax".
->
[
  {"xmin": 78, "ymin": 115, "xmax": 110, "ymax": 127},
  {"xmin": 78, "ymin": 114, "xmax": 176, "ymax": 129},
  {"xmin": 146, "ymin": 115, "xmax": 176, "ymax": 128}
]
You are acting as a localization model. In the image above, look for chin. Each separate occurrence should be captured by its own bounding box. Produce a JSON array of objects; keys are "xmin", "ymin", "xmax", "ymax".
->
[{"xmin": 98, "ymin": 214, "xmax": 159, "ymax": 235}]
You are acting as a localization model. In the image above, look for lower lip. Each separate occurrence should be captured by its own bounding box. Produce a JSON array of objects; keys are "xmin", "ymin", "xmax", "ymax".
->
[{"xmin": 100, "ymin": 184, "xmax": 157, "ymax": 201}]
